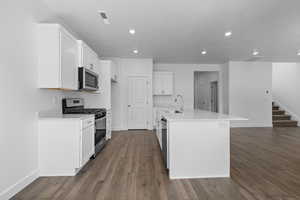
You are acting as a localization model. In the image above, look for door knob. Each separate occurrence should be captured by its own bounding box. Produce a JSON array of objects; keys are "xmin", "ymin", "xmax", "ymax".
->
[{"xmin": 128, "ymin": 105, "xmax": 131, "ymax": 107}]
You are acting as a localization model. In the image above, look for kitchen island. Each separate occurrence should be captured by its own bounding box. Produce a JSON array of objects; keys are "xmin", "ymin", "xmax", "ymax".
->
[{"xmin": 157, "ymin": 109, "xmax": 245, "ymax": 179}]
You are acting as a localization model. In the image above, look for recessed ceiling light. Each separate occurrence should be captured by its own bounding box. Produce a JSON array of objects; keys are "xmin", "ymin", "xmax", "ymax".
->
[
  {"xmin": 201, "ymin": 50, "xmax": 207, "ymax": 55},
  {"xmin": 133, "ymin": 49, "xmax": 138, "ymax": 54},
  {"xmin": 297, "ymin": 50, "xmax": 300, "ymax": 56},
  {"xmin": 252, "ymin": 49, "xmax": 259, "ymax": 56},
  {"xmin": 225, "ymin": 31, "xmax": 232, "ymax": 37},
  {"xmin": 129, "ymin": 29, "xmax": 136, "ymax": 35}
]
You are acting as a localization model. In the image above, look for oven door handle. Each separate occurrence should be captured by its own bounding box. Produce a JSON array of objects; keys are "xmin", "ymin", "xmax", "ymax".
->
[{"xmin": 95, "ymin": 116, "xmax": 106, "ymax": 122}]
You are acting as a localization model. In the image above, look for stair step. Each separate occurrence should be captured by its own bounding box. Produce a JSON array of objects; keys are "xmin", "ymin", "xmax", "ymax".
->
[
  {"xmin": 273, "ymin": 115, "xmax": 291, "ymax": 120},
  {"xmin": 273, "ymin": 120, "xmax": 298, "ymax": 127},
  {"xmin": 273, "ymin": 110, "xmax": 285, "ymax": 115},
  {"xmin": 272, "ymin": 106, "xmax": 279, "ymax": 110}
]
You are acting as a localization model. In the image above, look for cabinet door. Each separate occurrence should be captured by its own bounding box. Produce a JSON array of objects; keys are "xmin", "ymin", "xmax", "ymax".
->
[
  {"xmin": 82, "ymin": 44, "xmax": 97, "ymax": 71},
  {"xmin": 81, "ymin": 126, "xmax": 95, "ymax": 167},
  {"xmin": 153, "ymin": 73, "xmax": 162, "ymax": 95},
  {"xmin": 162, "ymin": 73, "xmax": 173, "ymax": 95},
  {"xmin": 60, "ymin": 29, "xmax": 78, "ymax": 90},
  {"xmin": 81, "ymin": 44, "xmax": 90, "ymax": 67},
  {"xmin": 153, "ymin": 72, "xmax": 173, "ymax": 95}
]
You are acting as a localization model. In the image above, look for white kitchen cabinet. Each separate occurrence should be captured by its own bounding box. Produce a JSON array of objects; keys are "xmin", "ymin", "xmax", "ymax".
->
[
  {"xmin": 106, "ymin": 109, "xmax": 112, "ymax": 139},
  {"xmin": 153, "ymin": 72, "xmax": 173, "ymax": 95},
  {"xmin": 78, "ymin": 40, "xmax": 98, "ymax": 71},
  {"xmin": 80, "ymin": 123, "xmax": 95, "ymax": 166},
  {"xmin": 37, "ymin": 24, "xmax": 79, "ymax": 90},
  {"xmin": 38, "ymin": 115, "xmax": 95, "ymax": 176}
]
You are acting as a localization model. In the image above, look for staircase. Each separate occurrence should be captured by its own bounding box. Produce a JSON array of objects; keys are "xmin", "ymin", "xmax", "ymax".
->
[{"xmin": 272, "ymin": 102, "xmax": 298, "ymax": 127}]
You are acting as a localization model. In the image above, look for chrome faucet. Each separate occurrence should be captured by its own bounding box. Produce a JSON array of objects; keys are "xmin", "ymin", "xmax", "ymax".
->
[{"xmin": 174, "ymin": 94, "xmax": 184, "ymax": 112}]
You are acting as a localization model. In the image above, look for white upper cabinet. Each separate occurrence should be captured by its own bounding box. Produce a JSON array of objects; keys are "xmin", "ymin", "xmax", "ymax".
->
[
  {"xmin": 37, "ymin": 24, "xmax": 79, "ymax": 90},
  {"xmin": 77, "ymin": 40, "xmax": 98, "ymax": 72},
  {"xmin": 153, "ymin": 72, "xmax": 173, "ymax": 95}
]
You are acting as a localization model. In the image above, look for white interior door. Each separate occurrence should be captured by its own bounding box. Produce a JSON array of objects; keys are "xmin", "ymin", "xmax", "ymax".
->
[{"xmin": 128, "ymin": 76, "xmax": 149, "ymax": 129}]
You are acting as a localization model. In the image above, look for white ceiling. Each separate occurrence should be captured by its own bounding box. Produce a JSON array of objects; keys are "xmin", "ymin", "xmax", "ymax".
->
[{"xmin": 43, "ymin": 0, "xmax": 300, "ymax": 63}]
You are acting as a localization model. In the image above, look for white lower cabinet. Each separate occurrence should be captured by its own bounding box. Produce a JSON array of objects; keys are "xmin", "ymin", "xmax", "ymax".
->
[
  {"xmin": 38, "ymin": 115, "xmax": 95, "ymax": 176},
  {"xmin": 80, "ymin": 124, "xmax": 95, "ymax": 167}
]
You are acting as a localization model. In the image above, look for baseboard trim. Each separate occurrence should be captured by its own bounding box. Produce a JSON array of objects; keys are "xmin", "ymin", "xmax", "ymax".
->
[
  {"xmin": 0, "ymin": 169, "xmax": 39, "ymax": 200},
  {"xmin": 170, "ymin": 174, "xmax": 230, "ymax": 180},
  {"xmin": 230, "ymin": 122, "xmax": 273, "ymax": 128}
]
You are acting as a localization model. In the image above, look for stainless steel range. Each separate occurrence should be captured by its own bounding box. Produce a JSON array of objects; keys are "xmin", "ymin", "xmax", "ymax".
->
[{"xmin": 62, "ymin": 98, "xmax": 106, "ymax": 157}]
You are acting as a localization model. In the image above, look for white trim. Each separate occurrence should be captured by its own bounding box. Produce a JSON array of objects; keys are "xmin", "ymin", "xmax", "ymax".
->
[
  {"xmin": 112, "ymin": 126, "xmax": 126, "ymax": 131},
  {"xmin": 170, "ymin": 174, "xmax": 230, "ymax": 180},
  {"xmin": 273, "ymin": 99, "xmax": 300, "ymax": 126},
  {"xmin": 230, "ymin": 122, "xmax": 273, "ymax": 128},
  {"xmin": 0, "ymin": 170, "xmax": 39, "ymax": 200}
]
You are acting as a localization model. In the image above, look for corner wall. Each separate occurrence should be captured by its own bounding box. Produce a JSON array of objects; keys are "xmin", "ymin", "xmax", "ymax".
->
[
  {"xmin": 0, "ymin": 1, "xmax": 83, "ymax": 199},
  {"xmin": 272, "ymin": 63, "xmax": 300, "ymax": 123},
  {"xmin": 111, "ymin": 58, "xmax": 153, "ymax": 131},
  {"xmin": 153, "ymin": 64, "xmax": 223, "ymax": 112},
  {"xmin": 228, "ymin": 62, "xmax": 273, "ymax": 127}
]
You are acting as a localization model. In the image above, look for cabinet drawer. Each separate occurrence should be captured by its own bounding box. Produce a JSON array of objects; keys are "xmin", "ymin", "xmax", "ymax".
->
[{"xmin": 82, "ymin": 118, "xmax": 94, "ymax": 129}]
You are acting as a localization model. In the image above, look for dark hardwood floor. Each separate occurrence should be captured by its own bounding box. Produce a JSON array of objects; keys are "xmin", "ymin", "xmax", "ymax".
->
[{"xmin": 12, "ymin": 128, "xmax": 300, "ymax": 200}]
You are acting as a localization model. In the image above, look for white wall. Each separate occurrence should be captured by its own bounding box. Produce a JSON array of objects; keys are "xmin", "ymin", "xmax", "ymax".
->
[
  {"xmin": 272, "ymin": 63, "xmax": 300, "ymax": 122},
  {"xmin": 153, "ymin": 64, "xmax": 223, "ymax": 112},
  {"xmin": 228, "ymin": 62, "xmax": 272, "ymax": 127},
  {"xmin": 221, "ymin": 63, "xmax": 229, "ymax": 114},
  {"xmin": 0, "ymin": 1, "xmax": 87, "ymax": 199},
  {"xmin": 111, "ymin": 58, "xmax": 153, "ymax": 130}
]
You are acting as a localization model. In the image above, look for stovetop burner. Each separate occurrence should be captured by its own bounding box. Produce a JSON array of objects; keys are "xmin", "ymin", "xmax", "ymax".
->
[{"xmin": 62, "ymin": 98, "xmax": 106, "ymax": 119}]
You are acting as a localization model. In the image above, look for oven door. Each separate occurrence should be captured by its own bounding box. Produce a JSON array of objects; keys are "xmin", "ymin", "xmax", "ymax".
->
[
  {"xmin": 95, "ymin": 116, "xmax": 106, "ymax": 145},
  {"xmin": 161, "ymin": 117, "xmax": 168, "ymax": 169},
  {"xmin": 79, "ymin": 67, "xmax": 99, "ymax": 91}
]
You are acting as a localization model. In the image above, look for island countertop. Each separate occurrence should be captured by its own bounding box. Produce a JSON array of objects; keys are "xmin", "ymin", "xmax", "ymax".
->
[{"xmin": 161, "ymin": 109, "xmax": 246, "ymax": 122}]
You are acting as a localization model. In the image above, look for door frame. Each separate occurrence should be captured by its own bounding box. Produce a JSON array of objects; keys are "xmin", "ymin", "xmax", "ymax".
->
[
  {"xmin": 210, "ymin": 81, "xmax": 219, "ymax": 112},
  {"xmin": 193, "ymin": 70, "xmax": 223, "ymax": 113},
  {"xmin": 127, "ymin": 75, "xmax": 151, "ymax": 130}
]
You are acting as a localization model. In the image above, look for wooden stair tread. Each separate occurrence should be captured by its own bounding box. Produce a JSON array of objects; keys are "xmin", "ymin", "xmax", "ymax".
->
[
  {"xmin": 272, "ymin": 114, "xmax": 291, "ymax": 120},
  {"xmin": 272, "ymin": 102, "xmax": 298, "ymax": 127},
  {"xmin": 273, "ymin": 120, "xmax": 297, "ymax": 123}
]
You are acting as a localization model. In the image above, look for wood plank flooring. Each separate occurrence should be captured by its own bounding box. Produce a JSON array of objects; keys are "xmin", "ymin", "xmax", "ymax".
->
[{"xmin": 12, "ymin": 128, "xmax": 300, "ymax": 200}]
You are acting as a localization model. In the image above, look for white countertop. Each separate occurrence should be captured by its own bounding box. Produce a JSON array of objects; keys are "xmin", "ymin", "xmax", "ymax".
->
[
  {"xmin": 39, "ymin": 113, "xmax": 94, "ymax": 120},
  {"xmin": 161, "ymin": 109, "xmax": 247, "ymax": 122}
]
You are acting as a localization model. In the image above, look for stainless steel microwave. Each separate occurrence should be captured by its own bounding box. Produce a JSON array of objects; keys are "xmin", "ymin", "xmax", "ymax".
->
[{"xmin": 78, "ymin": 67, "xmax": 99, "ymax": 91}]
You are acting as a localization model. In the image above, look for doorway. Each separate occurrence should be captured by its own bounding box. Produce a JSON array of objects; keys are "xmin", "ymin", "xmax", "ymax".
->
[
  {"xmin": 194, "ymin": 71, "xmax": 219, "ymax": 112},
  {"xmin": 127, "ymin": 76, "xmax": 150, "ymax": 129}
]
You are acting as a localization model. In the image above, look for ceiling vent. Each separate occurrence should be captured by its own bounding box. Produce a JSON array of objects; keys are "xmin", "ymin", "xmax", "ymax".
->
[{"xmin": 98, "ymin": 11, "xmax": 110, "ymax": 24}]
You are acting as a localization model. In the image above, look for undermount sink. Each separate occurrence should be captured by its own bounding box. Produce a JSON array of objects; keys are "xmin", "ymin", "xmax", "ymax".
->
[{"xmin": 174, "ymin": 110, "xmax": 183, "ymax": 114}]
